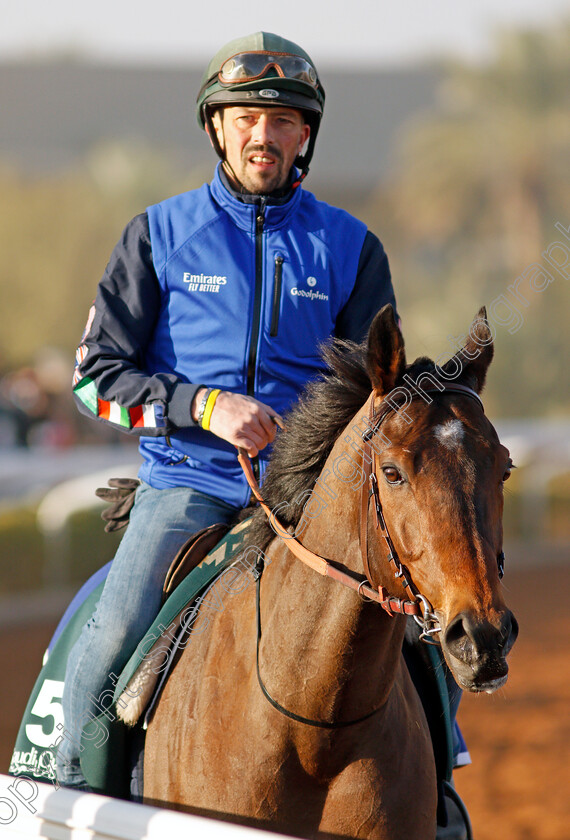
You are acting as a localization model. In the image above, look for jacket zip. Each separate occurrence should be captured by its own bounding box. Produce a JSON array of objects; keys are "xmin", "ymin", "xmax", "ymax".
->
[
  {"xmin": 247, "ymin": 199, "xmax": 265, "ymax": 395},
  {"xmin": 270, "ymin": 254, "xmax": 284, "ymax": 337},
  {"xmin": 247, "ymin": 200, "xmax": 266, "ymax": 481}
]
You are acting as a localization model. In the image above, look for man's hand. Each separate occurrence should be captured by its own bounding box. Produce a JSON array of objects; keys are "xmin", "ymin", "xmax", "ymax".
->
[{"xmin": 192, "ymin": 389, "xmax": 281, "ymax": 457}]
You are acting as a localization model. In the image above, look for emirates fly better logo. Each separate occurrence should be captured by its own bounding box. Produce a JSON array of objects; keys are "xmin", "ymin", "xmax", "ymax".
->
[{"xmin": 183, "ymin": 273, "xmax": 227, "ymax": 293}]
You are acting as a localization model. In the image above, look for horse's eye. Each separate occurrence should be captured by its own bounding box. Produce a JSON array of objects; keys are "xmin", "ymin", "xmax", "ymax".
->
[
  {"xmin": 502, "ymin": 460, "xmax": 514, "ymax": 482},
  {"xmin": 382, "ymin": 466, "xmax": 403, "ymax": 485}
]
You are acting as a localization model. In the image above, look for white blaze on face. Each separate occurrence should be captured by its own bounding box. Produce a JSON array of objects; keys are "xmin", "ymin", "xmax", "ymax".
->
[{"xmin": 434, "ymin": 419, "xmax": 465, "ymax": 449}]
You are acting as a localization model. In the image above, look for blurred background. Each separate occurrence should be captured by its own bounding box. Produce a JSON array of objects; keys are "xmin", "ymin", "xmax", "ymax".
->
[{"xmin": 1, "ymin": 2, "xmax": 569, "ymax": 837}]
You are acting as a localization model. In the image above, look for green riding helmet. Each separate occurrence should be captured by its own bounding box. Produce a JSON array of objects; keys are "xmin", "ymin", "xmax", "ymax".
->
[{"xmin": 197, "ymin": 31, "xmax": 325, "ymax": 176}]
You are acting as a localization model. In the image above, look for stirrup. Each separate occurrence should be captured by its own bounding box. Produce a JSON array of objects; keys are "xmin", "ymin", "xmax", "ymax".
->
[{"xmin": 436, "ymin": 780, "xmax": 473, "ymax": 840}]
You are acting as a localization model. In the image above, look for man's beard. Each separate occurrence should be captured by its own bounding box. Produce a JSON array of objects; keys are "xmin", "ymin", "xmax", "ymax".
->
[{"xmin": 237, "ymin": 144, "xmax": 286, "ymax": 194}]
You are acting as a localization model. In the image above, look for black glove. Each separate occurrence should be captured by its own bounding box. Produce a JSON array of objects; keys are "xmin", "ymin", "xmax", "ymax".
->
[{"xmin": 95, "ymin": 477, "xmax": 141, "ymax": 533}]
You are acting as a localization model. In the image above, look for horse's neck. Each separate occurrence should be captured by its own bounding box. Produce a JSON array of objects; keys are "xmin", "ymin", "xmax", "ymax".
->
[{"xmin": 257, "ymin": 429, "xmax": 406, "ymax": 727}]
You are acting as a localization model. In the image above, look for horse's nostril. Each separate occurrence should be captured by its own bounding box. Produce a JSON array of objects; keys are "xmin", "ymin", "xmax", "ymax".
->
[
  {"xmin": 502, "ymin": 611, "xmax": 519, "ymax": 651},
  {"xmin": 443, "ymin": 614, "xmax": 471, "ymax": 658},
  {"xmin": 444, "ymin": 610, "xmax": 519, "ymax": 666}
]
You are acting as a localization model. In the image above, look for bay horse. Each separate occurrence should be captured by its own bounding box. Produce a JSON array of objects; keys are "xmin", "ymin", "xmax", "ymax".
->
[{"xmin": 142, "ymin": 305, "xmax": 518, "ymax": 839}]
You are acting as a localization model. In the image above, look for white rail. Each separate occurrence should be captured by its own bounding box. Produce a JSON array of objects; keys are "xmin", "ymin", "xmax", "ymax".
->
[{"xmin": 0, "ymin": 775, "xmax": 287, "ymax": 840}]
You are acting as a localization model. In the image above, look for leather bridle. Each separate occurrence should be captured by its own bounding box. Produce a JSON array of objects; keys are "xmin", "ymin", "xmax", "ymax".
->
[
  {"xmin": 237, "ymin": 380, "xmax": 506, "ymax": 726},
  {"xmin": 239, "ymin": 381, "xmax": 500, "ymax": 640}
]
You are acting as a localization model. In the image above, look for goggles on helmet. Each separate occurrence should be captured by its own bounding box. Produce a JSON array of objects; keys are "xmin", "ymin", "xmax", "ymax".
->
[{"xmin": 218, "ymin": 51, "xmax": 319, "ymax": 89}]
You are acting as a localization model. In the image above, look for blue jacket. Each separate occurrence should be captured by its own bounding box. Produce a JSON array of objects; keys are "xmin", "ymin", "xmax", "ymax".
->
[{"xmin": 73, "ymin": 165, "xmax": 397, "ymax": 507}]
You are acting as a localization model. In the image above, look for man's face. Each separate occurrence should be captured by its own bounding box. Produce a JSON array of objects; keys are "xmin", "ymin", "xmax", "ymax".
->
[{"xmin": 212, "ymin": 106, "xmax": 310, "ymax": 194}]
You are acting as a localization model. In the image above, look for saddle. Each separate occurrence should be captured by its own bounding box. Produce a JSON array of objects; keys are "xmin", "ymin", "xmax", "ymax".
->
[
  {"xmin": 107, "ymin": 521, "xmax": 235, "ymax": 730},
  {"xmin": 162, "ymin": 521, "xmax": 231, "ymax": 601}
]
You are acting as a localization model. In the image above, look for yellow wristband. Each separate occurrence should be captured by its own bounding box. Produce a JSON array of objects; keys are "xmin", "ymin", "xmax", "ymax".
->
[{"xmin": 201, "ymin": 389, "xmax": 221, "ymax": 431}]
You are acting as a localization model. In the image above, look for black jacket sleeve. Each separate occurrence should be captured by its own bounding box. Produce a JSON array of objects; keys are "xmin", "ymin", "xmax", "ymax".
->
[
  {"xmin": 72, "ymin": 213, "xmax": 201, "ymax": 435},
  {"xmin": 334, "ymin": 231, "xmax": 398, "ymax": 344}
]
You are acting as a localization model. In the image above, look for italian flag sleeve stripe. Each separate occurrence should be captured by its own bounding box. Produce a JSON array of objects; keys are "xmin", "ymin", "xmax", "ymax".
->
[
  {"xmin": 74, "ymin": 376, "xmax": 165, "ymax": 430},
  {"xmin": 144, "ymin": 404, "xmax": 161, "ymax": 427},
  {"xmin": 129, "ymin": 404, "xmax": 161, "ymax": 428},
  {"xmin": 99, "ymin": 400, "xmax": 130, "ymax": 427},
  {"xmin": 74, "ymin": 376, "xmax": 99, "ymax": 415},
  {"xmin": 129, "ymin": 405, "xmax": 144, "ymax": 427}
]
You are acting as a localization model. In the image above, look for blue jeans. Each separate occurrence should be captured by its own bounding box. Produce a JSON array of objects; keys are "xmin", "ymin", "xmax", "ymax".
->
[{"xmin": 56, "ymin": 481, "xmax": 238, "ymax": 787}]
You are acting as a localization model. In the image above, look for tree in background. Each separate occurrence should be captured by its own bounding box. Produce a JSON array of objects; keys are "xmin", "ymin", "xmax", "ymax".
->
[{"xmin": 364, "ymin": 23, "xmax": 570, "ymax": 417}]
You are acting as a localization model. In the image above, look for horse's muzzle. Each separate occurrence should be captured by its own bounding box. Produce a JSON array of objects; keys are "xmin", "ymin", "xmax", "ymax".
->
[{"xmin": 441, "ymin": 609, "xmax": 519, "ymax": 693}]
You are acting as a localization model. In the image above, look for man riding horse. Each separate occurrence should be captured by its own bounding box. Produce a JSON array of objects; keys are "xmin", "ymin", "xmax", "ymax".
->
[{"xmin": 59, "ymin": 31, "xmax": 468, "ymax": 837}]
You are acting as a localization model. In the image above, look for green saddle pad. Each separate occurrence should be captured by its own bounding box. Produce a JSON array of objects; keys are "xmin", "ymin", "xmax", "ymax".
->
[
  {"xmin": 9, "ymin": 575, "xmax": 108, "ymax": 787},
  {"xmin": 8, "ymin": 517, "xmax": 255, "ymax": 798}
]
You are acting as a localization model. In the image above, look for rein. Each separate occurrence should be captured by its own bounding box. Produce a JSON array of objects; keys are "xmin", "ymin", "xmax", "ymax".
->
[
  {"xmin": 252, "ymin": 571, "xmax": 387, "ymax": 729},
  {"xmin": 237, "ymin": 381, "xmax": 494, "ymax": 728}
]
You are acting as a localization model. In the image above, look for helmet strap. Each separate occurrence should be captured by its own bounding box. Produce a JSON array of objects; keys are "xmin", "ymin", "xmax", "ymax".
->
[
  {"xmin": 291, "ymin": 168, "xmax": 308, "ymax": 190},
  {"xmin": 292, "ymin": 120, "xmax": 318, "ymax": 187},
  {"xmin": 206, "ymin": 108, "xmax": 253, "ymax": 194},
  {"xmin": 204, "ymin": 108, "xmax": 225, "ymax": 162}
]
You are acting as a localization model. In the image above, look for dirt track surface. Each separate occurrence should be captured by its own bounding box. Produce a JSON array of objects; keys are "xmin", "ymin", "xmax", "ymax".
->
[
  {"xmin": 454, "ymin": 562, "xmax": 570, "ymax": 840},
  {"xmin": 2, "ymin": 562, "xmax": 569, "ymax": 840}
]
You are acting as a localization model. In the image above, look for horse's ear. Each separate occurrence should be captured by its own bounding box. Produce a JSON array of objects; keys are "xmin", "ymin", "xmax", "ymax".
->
[
  {"xmin": 441, "ymin": 306, "xmax": 494, "ymax": 394},
  {"xmin": 367, "ymin": 304, "xmax": 407, "ymax": 396}
]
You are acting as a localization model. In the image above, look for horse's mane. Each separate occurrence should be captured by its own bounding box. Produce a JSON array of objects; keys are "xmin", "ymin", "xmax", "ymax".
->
[{"xmin": 246, "ymin": 338, "xmax": 434, "ymax": 553}]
